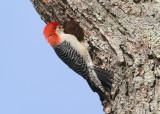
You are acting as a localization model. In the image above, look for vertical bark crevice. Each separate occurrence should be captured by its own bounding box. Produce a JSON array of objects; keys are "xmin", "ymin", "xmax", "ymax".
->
[{"xmin": 30, "ymin": 0, "xmax": 160, "ymax": 113}]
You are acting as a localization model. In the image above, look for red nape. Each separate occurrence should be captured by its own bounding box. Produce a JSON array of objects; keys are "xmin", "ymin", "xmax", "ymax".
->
[{"xmin": 43, "ymin": 22, "xmax": 61, "ymax": 46}]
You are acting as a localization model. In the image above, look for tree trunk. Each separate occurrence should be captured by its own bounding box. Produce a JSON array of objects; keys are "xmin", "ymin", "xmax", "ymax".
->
[{"xmin": 30, "ymin": 0, "xmax": 160, "ymax": 113}]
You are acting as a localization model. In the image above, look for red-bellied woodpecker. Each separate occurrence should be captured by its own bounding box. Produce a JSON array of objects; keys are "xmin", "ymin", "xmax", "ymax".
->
[{"xmin": 43, "ymin": 22, "xmax": 112, "ymax": 102}]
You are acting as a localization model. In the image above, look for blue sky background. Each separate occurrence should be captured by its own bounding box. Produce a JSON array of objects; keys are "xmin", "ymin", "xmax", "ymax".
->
[{"xmin": 0, "ymin": 1, "xmax": 103, "ymax": 114}]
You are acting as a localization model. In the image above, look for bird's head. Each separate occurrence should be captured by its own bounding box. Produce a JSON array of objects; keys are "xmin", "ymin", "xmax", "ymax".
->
[{"xmin": 43, "ymin": 22, "xmax": 63, "ymax": 46}]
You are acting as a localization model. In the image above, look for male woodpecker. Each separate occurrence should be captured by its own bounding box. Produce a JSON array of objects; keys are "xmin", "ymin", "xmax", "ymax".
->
[{"xmin": 43, "ymin": 22, "xmax": 112, "ymax": 102}]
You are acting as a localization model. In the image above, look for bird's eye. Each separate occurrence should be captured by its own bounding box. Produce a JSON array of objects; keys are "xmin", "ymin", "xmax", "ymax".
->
[{"xmin": 58, "ymin": 26, "xmax": 62, "ymax": 29}]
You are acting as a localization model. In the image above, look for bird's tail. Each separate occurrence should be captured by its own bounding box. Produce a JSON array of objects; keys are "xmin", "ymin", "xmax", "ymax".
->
[{"xmin": 94, "ymin": 66, "xmax": 113, "ymax": 92}]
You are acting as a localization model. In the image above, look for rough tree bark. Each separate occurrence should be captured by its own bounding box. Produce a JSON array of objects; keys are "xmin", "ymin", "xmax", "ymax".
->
[{"xmin": 30, "ymin": 0, "xmax": 160, "ymax": 113}]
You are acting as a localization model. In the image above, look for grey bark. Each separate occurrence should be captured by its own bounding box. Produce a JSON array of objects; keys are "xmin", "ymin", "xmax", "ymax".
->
[{"xmin": 30, "ymin": 0, "xmax": 160, "ymax": 113}]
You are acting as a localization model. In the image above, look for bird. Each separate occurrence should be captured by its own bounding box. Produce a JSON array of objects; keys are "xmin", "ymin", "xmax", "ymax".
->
[{"xmin": 43, "ymin": 21, "xmax": 113, "ymax": 102}]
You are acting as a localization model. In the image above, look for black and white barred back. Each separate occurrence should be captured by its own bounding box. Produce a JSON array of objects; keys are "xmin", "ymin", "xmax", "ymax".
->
[
  {"xmin": 54, "ymin": 41, "xmax": 90, "ymax": 79},
  {"xmin": 54, "ymin": 41, "xmax": 113, "ymax": 93}
]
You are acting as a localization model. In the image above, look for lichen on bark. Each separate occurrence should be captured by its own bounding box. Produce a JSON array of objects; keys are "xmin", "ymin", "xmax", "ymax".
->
[{"xmin": 30, "ymin": 0, "xmax": 160, "ymax": 113}]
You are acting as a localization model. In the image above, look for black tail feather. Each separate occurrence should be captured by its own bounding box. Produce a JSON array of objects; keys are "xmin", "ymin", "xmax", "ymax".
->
[{"xmin": 94, "ymin": 66, "xmax": 113, "ymax": 92}]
